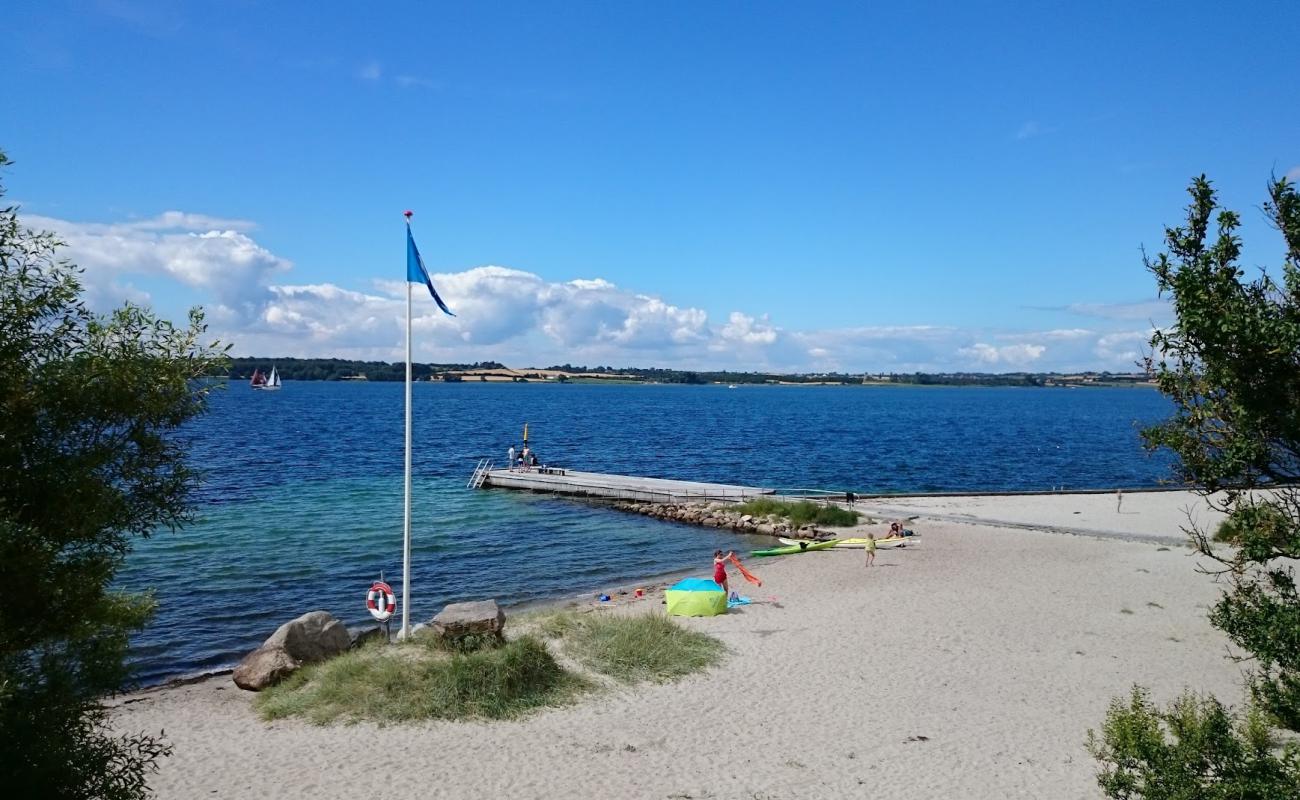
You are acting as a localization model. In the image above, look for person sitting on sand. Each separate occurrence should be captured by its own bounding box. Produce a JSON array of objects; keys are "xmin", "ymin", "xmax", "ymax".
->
[
  {"xmin": 888, "ymin": 521, "xmax": 902, "ymax": 539},
  {"xmin": 864, "ymin": 533, "xmax": 876, "ymax": 567},
  {"xmin": 713, "ymin": 550, "xmax": 735, "ymax": 598}
]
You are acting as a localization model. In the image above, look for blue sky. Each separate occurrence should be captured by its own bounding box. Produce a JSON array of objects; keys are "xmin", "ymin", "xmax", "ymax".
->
[{"xmin": 5, "ymin": 1, "xmax": 1298, "ymax": 372}]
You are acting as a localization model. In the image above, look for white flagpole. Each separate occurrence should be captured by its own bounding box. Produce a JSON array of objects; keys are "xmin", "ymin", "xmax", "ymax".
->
[{"xmin": 401, "ymin": 216, "xmax": 414, "ymax": 640}]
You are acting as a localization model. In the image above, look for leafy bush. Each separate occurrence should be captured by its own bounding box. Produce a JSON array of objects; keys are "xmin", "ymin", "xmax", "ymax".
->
[
  {"xmin": 1087, "ymin": 687, "xmax": 1299, "ymax": 799},
  {"xmin": 1214, "ymin": 504, "xmax": 1290, "ymax": 546},
  {"xmin": 1091, "ymin": 175, "xmax": 1300, "ymax": 798},
  {"xmin": 0, "ymin": 149, "xmax": 226, "ymax": 798}
]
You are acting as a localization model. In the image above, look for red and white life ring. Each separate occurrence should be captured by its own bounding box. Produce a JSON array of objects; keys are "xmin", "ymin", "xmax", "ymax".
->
[{"xmin": 367, "ymin": 581, "xmax": 396, "ymax": 622}]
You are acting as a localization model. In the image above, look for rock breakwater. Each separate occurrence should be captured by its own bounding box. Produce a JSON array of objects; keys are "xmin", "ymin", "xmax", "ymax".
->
[{"xmin": 606, "ymin": 500, "xmax": 839, "ymax": 540}]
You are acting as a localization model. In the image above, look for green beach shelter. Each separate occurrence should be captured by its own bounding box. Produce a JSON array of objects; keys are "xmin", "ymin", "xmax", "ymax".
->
[{"xmin": 665, "ymin": 578, "xmax": 727, "ymax": 617}]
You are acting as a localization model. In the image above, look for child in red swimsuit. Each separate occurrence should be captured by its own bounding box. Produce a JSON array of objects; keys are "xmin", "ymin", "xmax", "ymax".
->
[{"xmin": 713, "ymin": 550, "xmax": 734, "ymax": 598}]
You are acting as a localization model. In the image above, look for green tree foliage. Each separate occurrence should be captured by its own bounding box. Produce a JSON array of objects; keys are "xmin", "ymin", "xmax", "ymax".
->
[
  {"xmin": 1089, "ymin": 175, "xmax": 1300, "ymax": 796},
  {"xmin": 1088, "ymin": 688, "xmax": 1297, "ymax": 799},
  {"xmin": 0, "ymin": 150, "xmax": 228, "ymax": 798}
]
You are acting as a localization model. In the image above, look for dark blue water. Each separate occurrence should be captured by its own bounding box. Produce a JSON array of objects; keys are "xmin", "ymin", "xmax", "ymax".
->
[{"xmin": 119, "ymin": 382, "xmax": 1174, "ymax": 684}]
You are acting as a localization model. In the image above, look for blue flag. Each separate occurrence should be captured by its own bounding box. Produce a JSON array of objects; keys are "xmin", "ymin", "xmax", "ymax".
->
[{"xmin": 406, "ymin": 226, "xmax": 455, "ymax": 316}]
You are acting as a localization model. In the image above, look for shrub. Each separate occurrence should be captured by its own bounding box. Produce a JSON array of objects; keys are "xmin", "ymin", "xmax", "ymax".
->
[{"xmin": 1087, "ymin": 687, "xmax": 1299, "ymax": 799}]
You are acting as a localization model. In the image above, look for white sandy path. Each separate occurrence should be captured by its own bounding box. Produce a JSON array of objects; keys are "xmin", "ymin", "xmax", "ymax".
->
[
  {"xmin": 114, "ymin": 492, "xmax": 1247, "ymax": 799},
  {"xmin": 858, "ymin": 489, "xmax": 1230, "ymax": 544}
]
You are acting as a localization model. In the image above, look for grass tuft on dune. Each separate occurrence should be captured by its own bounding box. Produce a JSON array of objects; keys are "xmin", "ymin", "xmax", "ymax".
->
[
  {"xmin": 731, "ymin": 497, "xmax": 859, "ymax": 527},
  {"xmin": 256, "ymin": 612, "xmax": 724, "ymax": 724},
  {"xmin": 544, "ymin": 613, "xmax": 726, "ymax": 684},
  {"xmin": 255, "ymin": 635, "xmax": 585, "ymax": 724}
]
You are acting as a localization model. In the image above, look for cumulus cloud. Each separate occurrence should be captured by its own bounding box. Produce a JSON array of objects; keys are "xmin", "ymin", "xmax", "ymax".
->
[
  {"xmin": 719, "ymin": 312, "xmax": 778, "ymax": 345},
  {"xmin": 20, "ymin": 208, "xmax": 1168, "ymax": 374},
  {"xmin": 23, "ymin": 211, "xmax": 289, "ymax": 317},
  {"xmin": 1093, "ymin": 329, "xmax": 1152, "ymax": 367},
  {"xmin": 957, "ymin": 342, "xmax": 1046, "ymax": 367}
]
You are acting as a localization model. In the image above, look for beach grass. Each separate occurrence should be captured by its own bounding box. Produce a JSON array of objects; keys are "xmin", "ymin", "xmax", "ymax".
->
[
  {"xmin": 255, "ymin": 635, "xmax": 585, "ymax": 725},
  {"xmin": 546, "ymin": 612, "xmax": 726, "ymax": 684},
  {"xmin": 731, "ymin": 497, "xmax": 859, "ymax": 527},
  {"xmin": 255, "ymin": 612, "xmax": 724, "ymax": 724}
]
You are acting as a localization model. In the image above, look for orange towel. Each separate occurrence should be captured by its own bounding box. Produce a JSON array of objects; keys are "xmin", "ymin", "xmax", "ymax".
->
[{"xmin": 728, "ymin": 554, "xmax": 762, "ymax": 587}]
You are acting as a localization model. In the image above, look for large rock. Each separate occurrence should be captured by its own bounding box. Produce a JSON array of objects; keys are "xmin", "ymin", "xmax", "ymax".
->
[
  {"xmin": 431, "ymin": 600, "xmax": 506, "ymax": 640},
  {"xmin": 350, "ymin": 626, "xmax": 388, "ymax": 650},
  {"xmin": 233, "ymin": 645, "xmax": 300, "ymax": 691},
  {"xmin": 263, "ymin": 610, "xmax": 351, "ymax": 664}
]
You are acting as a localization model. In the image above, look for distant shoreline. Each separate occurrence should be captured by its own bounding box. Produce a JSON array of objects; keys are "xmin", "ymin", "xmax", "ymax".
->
[{"xmin": 216, "ymin": 375, "xmax": 1158, "ymax": 389}]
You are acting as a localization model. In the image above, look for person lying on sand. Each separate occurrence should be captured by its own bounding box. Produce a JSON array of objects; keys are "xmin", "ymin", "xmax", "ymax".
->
[{"xmin": 888, "ymin": 521, "xmax": 915, "ymax": 538}]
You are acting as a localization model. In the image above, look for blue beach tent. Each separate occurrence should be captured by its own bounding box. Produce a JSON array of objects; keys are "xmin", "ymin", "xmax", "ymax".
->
[{"xmin": 665, "ymin": 578, "xmax": 727, "ymax": 617}]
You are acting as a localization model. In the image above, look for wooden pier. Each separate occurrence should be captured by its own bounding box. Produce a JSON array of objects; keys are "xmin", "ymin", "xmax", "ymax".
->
[{"xmin": 475, "ymin": 466, "xmax": 775, "ymax": 503}]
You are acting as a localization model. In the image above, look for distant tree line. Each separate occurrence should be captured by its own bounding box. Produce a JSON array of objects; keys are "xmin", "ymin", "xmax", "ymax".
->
[
  {"xmin": 222, "ymin": 358, "xmax": 1149, "ymax": 387},
  {"xmin": 224, "ymin": 357, "xmax": 505, "ymax": 382}
]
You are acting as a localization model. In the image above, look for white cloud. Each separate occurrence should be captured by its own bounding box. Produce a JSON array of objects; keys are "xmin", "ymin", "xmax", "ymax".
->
[
  {"xmin": 359, "ymin": 61, "xmax": 382, "ymax": 80},
  {"xmin": 1093, "ymin": 330, "xmax": 1152, "ymax": 367},
  {"xmin": 395, "ymin": 75, "xmax": 437, "ymax": 89},
  {"xmin": 957, "ymin": 342, "xmax": 1046, "ymax": 367},
  {"xmin": 1286, "ymin": 165, "xmax": 1300, "ymax": 182},
  {"xmin": 23, "ymin": 211, "xmax": 289, "ymax": 317},
  {"xmin": 1015, "ymin": 121, "xmax": 1042, "ymax": 140},
  {"xmin": 19, "ymin": 209, "xmax": 1168, "ymax": 374},
  {"xmin": 1065, "ymin": 299, "xmax": 1170, "ymax": 321},
  {"xmin": 719, "ymin": 312, "xmax": 778, "ymax": 345}
]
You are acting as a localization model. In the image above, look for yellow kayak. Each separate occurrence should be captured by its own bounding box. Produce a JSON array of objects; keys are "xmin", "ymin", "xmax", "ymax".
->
[{"xmin": 778, "ymin": 536, "xmax": 919, "ymax": 549}]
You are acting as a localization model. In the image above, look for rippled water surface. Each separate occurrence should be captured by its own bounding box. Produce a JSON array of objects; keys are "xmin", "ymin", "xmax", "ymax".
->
[{"xmin": 119, "ymin": 381, "xmax": 1174, "ymax": 683}]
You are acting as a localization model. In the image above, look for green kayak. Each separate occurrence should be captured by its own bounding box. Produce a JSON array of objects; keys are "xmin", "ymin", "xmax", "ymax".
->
[{"xmin": 751, "ymin": 539, "xmax": 839, "ymax": 557}]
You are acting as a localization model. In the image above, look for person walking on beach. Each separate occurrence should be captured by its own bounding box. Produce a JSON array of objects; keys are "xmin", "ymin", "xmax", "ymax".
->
[
  {"xmin": 713, "ymin": 550, "xmax": 734, "ymax": 598},
  {"xmin": 864, "ymin": 533, "xmax": 877, "ymax": 567},
  {"xmin": 507, "ymin": 445, "xmax": 516, "ymax": 470}
]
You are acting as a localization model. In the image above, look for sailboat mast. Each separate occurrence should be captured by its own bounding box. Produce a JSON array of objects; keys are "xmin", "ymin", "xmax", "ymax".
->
[{"xmin": 401, "ymin": 219, "xmax": 414, "ymax": 639}]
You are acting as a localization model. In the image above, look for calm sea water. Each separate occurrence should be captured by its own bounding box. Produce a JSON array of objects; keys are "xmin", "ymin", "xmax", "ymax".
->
[{"xmin": 118, "ymin": 382, "xmax": 1174, "ymax": 684}]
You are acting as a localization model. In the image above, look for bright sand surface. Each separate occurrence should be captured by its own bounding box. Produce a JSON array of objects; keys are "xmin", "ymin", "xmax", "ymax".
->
[{"xmin": 113, "ymin": 490, "xmax": 1247, "ymax": 799}]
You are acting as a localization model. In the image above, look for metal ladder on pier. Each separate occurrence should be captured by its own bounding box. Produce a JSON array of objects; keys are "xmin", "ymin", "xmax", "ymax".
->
[{"xmin": 467, "ymin": 458, "xmax": 493, "ymax": 489}]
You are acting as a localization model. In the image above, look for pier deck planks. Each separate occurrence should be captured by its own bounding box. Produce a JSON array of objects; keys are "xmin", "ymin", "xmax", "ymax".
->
[{"xmin": 481, "ymin": 468, "xmax": 774, "ymax": 503}]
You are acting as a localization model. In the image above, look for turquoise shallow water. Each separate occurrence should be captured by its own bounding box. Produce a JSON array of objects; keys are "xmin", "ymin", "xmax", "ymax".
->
[{"xmin": 118, "ymin": 381, "xmax": 1174, "ymax": 684}]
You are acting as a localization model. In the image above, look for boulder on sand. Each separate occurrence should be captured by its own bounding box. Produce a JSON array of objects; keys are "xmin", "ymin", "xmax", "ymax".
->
[
  {"xmin": 431, "ymin": 599, "xmax": 506, "ymax": 641},
  {"xmin": 233, "ymin": 610, "xmax": 351, "ymax": 691},
  {"xmin": 263, "ymin": 610, "xmax": 351, "ymax": 663},
  {"xmin": 233, "ymin": 646, "xmax": 300, "ymax": 691}
]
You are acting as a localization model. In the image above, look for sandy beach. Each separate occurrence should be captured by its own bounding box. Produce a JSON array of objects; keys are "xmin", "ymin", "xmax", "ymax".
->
[{"xmin": 113, "ymin": 490, "xmax": 1246, "ymax": 799}]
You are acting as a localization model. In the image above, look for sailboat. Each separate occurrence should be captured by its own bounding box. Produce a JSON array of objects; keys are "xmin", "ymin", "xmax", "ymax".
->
[{"xmin": 251, "ymin": 366, "xmax": 281, "ymax": 391}]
